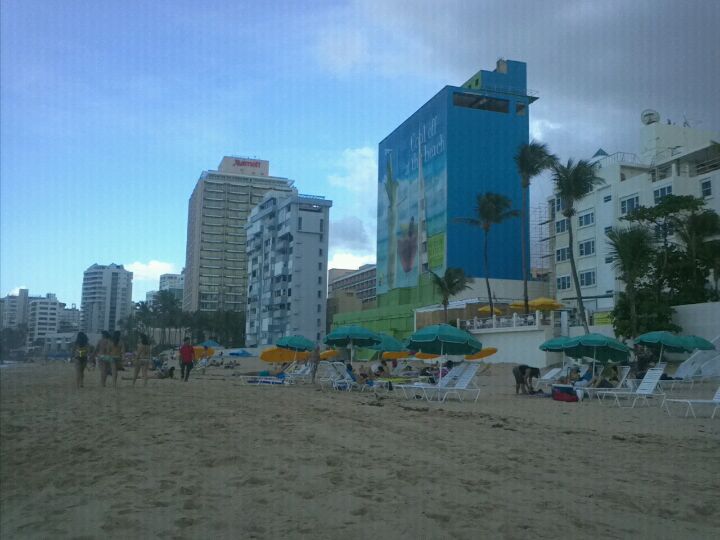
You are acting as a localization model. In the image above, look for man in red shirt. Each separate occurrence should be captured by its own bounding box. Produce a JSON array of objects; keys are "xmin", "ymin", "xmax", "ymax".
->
[{"xmin": 179, "ymin": 338, "xmax": 195, "ymax": 382}]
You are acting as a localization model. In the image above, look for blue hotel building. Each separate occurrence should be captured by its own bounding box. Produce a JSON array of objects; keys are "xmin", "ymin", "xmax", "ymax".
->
[{"xmin": 376, "ymin": 59, "xmax": 535, "ymax": 294}]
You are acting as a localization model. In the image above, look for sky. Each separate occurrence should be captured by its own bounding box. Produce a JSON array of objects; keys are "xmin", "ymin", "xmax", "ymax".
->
[{"xmin": 2, "ymin": 0, "xmax": 719, "ymax": 305}]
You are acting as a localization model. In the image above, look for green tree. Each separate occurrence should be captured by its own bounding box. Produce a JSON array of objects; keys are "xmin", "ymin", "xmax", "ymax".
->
[
  {"xmin": 612, "ymin": 288, "xmax": 680, "ymax": 339},
  {"xmin": 674, "ymin": 208, "xmax": 720, "ymax": 301},
  {"xmin": 457, "ymin": 192, "xmax": 519, "ymax": 315},
  {"xmin": 515, "ymin": 141, "xmax": 556, "ymax": 313},
  {"xmin": 552, "ymin": 159, "xmax": 604, "ymax": 333},
  {"xmin": 606, "ymin": 226, "xmax": 654, "ymax": 337},
  {"xmin": 429, "ymin": 268, "xmax": 474, "ymax": 323},
  {"xmin": 153, "ymin": 290, "xmax": 182, "ymax": 345},
  {"xmin": 0, "ymin": 324, "xmax": 28, "ymax": 361}
]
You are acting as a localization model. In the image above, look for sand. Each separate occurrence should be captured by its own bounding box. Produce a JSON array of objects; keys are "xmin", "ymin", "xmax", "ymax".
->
[{"xmin": 1, "ymin": 361, "xmax": 719, "ymax": 539}]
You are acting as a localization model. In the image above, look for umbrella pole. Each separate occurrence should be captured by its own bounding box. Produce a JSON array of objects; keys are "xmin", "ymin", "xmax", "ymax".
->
[{"xmin": 438, "ymin": 342, "xmax": 445, "ymax": 388}]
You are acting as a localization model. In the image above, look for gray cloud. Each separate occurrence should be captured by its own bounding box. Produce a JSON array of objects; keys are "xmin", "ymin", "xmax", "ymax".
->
[{"xmin": 329, "ymin": 215, "xmax": 374, "ymax": 253}]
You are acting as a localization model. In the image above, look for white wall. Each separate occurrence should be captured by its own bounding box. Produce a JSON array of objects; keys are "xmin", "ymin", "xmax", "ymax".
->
[
  {"xmin": 468, "ymin": 327, "xmax": 557, "ymax": 368},
  {"xmin": 672, "ymin": 302, "xmax": 720, "ymax": 341}
]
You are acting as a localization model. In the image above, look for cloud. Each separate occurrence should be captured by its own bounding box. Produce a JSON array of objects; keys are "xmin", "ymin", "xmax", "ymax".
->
[
  {"xmin": 314, "ymin": 29, "xmax": 370, "ymax": 74},
  {"xmin": 125, "ymin": 260, "xmax": 177, "ymax": 282},
  {"xmin": 330, "ymin": 215, "xmax": 374, "ymax": 254},
  {"xmin": 328, "ymin": 147, "xmax": 377, "ymax": 195},
  {"xmin": 6, "ymin": 286, "xmax": 28, "ymax": 296},
  {"xmin": 328, "ymin": 252, "xmax": 376, "ymax": 271}
]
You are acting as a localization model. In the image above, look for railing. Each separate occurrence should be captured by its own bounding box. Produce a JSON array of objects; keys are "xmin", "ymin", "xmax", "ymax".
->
[{"xmin": 459, "ymin": 311, "xmax": 544, "ymax": 331}]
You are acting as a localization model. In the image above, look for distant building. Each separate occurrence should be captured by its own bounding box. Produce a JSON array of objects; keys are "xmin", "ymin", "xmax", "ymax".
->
[
  {"xmin": 1, "ymin": 288, "xmax": 32, "ymax": 329},
  {"xmin": 81, "ymin": 263, "xmax": 133, "ymax": 334},
  {"xmin": 547, "ymin": 114, "xmax": 720, "ymax": 315},
  {"xmin": 160, "ymin": 273, "xmax": 183, "ymax": 290},
  {"xmin": 26, "ymin": 294, "xmax": 62, "ymax": 346},
  {"xmin": 145, "ymin": 290, "xmax": 158, "ymax": 307},
  {"xmin": 183, "ymin": 157, "xmax": 294, "ymax": 313},
  {"xmin": 328, "ymin": 264, "xmax": 377, "ymax": 305},
  {"xmin": 58, "ymin": 304, "xmax": 81, "ymax": 333},
  {"xmin": 245, "ymin": 190, "xmax": 332, "ymax": 346}
]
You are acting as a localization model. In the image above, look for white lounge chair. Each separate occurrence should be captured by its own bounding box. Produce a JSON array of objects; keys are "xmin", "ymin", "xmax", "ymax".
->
[
  {"xmin": 425, "ymin": 363, "xmax": 482, "ymax": 402},
  {"xmin": 580, "ymin": 366, "xmax": 631, "ymax": 400},
  {"xmin": 596, "ymin": 367, "xmax": 665, "ymax": 407},
  {"xmin": 396, "ymin": 364, "xmax": 467, "ymax": 400},
  {"xmin": 536, "ymin": 367, "xmax": 562, "ymax": 387},
  {"xmin": 662, "ymin": 385, "xmax": 720, "ymax": 418}
]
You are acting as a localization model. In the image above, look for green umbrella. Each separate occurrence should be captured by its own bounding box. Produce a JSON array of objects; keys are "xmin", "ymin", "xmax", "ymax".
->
[
  {"xmin": 680, "ymin": 335, "xmax": 715, "ymax": 351},
  {"xmin": 406, "ymin": 324, "xmax": 482, "ymax": 383},
  {"xmin": 635, "ymin": 331, "xmax": 690, "ymax": 363},
  {"xmin": 367, "ymin": 332, "xmax": 407, "ymax": 353},
  {"xmin": 324, "ymin": 325, "xmax": 382, "ymax": 362},
  {"xmin": 563, "ymin": 333, "xmax": 630, "ymax": 375},
  {"xmin": 539, "ymin": 336, "xmax": 575, "ymax": 352},
  {"xmin": 276, "ymin": 335, "xmax": 315, "ymax": 352}
]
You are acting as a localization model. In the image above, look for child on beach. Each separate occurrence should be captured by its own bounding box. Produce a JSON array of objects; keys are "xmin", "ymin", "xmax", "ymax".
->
[
  {"xmin": 179, "ymin": 337, "xmax": 195, "ymax": 382},
  {"xmin": 72, "ymin": 332, "xmax": 90, "ymax": 389},
  {"xmin": 133, "ymin": 333, "xmax": 152, "ymax": 386}
]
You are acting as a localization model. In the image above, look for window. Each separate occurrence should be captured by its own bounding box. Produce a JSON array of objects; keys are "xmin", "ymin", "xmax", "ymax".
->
[
  {"xmin": 319, "ymin": 248, "xmax": 323, "ymax": 256},
  {"xmin": 555, "ymin": 219, "xmax": 568, "ymax": 234},
  {"xmin": 701, "ymin": 179, "xmax": 712, "ymax": 197},
  {"xmin": 287, "ymin": 288, "xmax": 292, "ymax": 297},
  {"xmin": 556, "ymin": 247, "xmax": 570, "ymax": 262},
  {"xmin": 317, "ymin": 304, "xmax": 321, "ymax": 313},
  {"xmin": 620, "ymin": 195, "xmax": 639, "ymax": 215},
  {"xmin": 320, "ymin": 218, "xmax": 324, "ymax": 232},
  {"xmin": 578, "ymin": 240, "xmax": 595, "ymax": 257},
  {"xmin": 580, "ymin": 270, "xmax": 596, "ymax": 287},
  {"xmin": 318, "ymin": 276, "xmax": 322, "ymax": 284},
  {"xmin": 578, "ymin": 211, "xmax": 594, "ymax": 227},
  {"xmin": 604, "ymin": 226, "xmax": 612, "ymax": 234},
  {"xmin": 554, "ymin": 198, "xmax": 565, "ymax": 213},
  {"xmin": 453, "ymin": 92, "xmax": 509, "ymax": 113},
  {"xmin": 317, "ymin": 318, "xmax": 321, "ymax": 327},
  {"xmin": 603, "ymin": 195, "xmax": 612, "ymax": 203},
  {"xmin": 605, "ymin": 256, "xmax": 613, "ymax": 263},
  {"xmin": 556, "ymin": 276, "xmax": 571, "ymax": 290},
  {"xmin": 317, "ymin": 290, "xmax": 322, "ymax": 298},
  {"xmin": 653, "ymin": 185, "xmax": 672, "ymax": 204},
  {"xmin": 298, "ymin": 217, "xmax": 302, "ymax": 230},
  {"xmin": 515, "ymin": 103, "xmax": 527, "ymax": 116},
  {"xmin": 318, "ymin": 262, "xmax": 322, "ymax": 271}
]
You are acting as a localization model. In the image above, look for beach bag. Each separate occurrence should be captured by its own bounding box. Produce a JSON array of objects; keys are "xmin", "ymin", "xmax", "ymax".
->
[{"xmin": 552, "ymin": 386, "xmax": 579, "ymax": 402}]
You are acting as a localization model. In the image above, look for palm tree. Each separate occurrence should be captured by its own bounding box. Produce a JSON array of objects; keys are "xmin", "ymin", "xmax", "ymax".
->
[
  {"xmin": 457, "ymin": 192, "xmax": 519, "ymax": 315},
  {"xmin": 515, "ymin": 141, "xmax": 557, "ymax": 313},
  {"xmin": 552, "ymin": 159, "xmax": 604, "ymax": 333},
  {"xmin": 675, "ymin": 209, "xmax": 720, "ymax": 285},
  {"xmin": 429, "ymin": 268, "xmax": 473, "ymax": 323},
  {"xmin": 606, "ymin": 227, "xmax": 654, "ymax": 337}
]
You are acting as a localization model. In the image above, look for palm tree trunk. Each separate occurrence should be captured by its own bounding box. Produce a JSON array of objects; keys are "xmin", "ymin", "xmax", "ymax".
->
[
  {"xmin": 521, "ymin": 184, "xmax": 529, "ymax": 314},
  {"xmin": 484, "ymin": 229, "xmax": 494, "ymax": 315},
  {"xmin": 627, "ymin": 285, "xmax": 638, "ymax": 337},
  {"xmin": 443, "ymin": 301, "xmax": 448, "ymax": 324},
  {"xmin": 567, "ymin": 220, "xmax": 590, "ymax": 333}
]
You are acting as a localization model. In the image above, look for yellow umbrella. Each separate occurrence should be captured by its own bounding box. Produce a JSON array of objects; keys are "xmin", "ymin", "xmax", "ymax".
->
[
  {"xmin": 193, "ymin": 346, "xmax": 214, "ymax": 359},
  {"xmin": 320, "ymin": 349, "xmax": 339, "ymax": 360},
  {"xmin": 465, "ymin": 347, "xmax": 498, "ymax": 360},
  {"xmin": 382, "ymin": 351, "xmax": 413, "ymax": 360},
  {"xmin": 478, "ymin": 305, "xmax": 502, "ymax": 315},
  {"xmin": 414, "ymin": 352, "xmax": 440, "ymax": 360},
  {"xmin": 260, "ymin": 347, "xmax": 309, "ymax": 363},
  {"xmin": 508, "ymin": 301, "xmax": 526, "ymax": 311},
  {"xmin": 528, "ymin": 297, "xmax": 564, "ymax": 311}
]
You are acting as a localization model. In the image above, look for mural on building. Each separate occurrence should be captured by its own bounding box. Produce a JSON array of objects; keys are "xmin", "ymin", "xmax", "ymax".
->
[{"xmin": 377, "ymin": 101, "xmax": 447, "ymax": 294}]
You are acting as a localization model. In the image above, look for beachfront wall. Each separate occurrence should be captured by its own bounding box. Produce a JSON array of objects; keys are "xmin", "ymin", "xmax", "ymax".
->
[
  {"xmin": 469, "ymin": 327, "xmax": 557, "ymax": 368},
  {"xmin": 672, "ymin": 302, "xmax": 720, "ymax": 341}
]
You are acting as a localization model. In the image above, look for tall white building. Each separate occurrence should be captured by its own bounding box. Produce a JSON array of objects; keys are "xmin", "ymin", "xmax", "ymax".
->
[
  {"xmin": 245, "ymin": 190, "xmax": 332, "ymax": 346},
  {"xmin": 1, "ymin": 288, "xmax": 32, "ymax": 329},
  {"xmin": 81, "ymin": 263, "xmax": 133, "ymax": 333},
  {"xmin": 27, "ymin": 294, "xmax": 62, "ymax": 346},
  {"xmin": 183, "ymin": 157, "xmax": 294, "ymax": 313},
  {"xmin": 548, "ymin": 113, "xmax": 720, "ymax": 316}
]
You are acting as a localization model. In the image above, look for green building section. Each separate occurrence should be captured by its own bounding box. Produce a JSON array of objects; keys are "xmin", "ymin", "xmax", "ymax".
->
[{"xmin": 332, "ymin": 273, "xmax": 440, "ymax": 345}]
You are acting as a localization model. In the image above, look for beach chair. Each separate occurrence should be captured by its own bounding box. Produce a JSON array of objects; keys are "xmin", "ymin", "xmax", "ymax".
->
[
  {"xmin": 395, "ymin": 364, "xmax": 468, "ymax": 401},
  {"xmin": 662, "ymin": 385, "xmax": 720, "ymax": 418},
  {"xmin": 596, "ymin": 367, "xmax": 665, "ymax": 407},
  {"xmin": 285, "ymin": 362, "xmax": 313, "ymax": 384},
  {"xmin": 327, "ymin": 362, "xmax": 362, "ymax": 391},
  {"xmin": 579, "ymin": 366, "xmax": 631, "ymax": 400},
  {"xmin": 426, "ymin": 363, "xmax": 482, "ymax": 402},
  {"xmin": 536, "ymin": 367, "xmax": 562, "ymax": 387}
]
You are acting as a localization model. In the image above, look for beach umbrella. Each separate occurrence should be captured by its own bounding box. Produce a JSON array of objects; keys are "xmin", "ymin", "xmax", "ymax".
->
[
  {"xmin": 324, "ymin": 325, "xmax": 381, "ymax": 362},
  {"xmin": 478, "ymin": 305, "xmax": 502, "ymax": 315},
  {"xmin": 260, "ymin": 347, "xmax": 309, "ymax": 363},
  {"xmin": 406, "ymin": 324, "xmax": 482, "ymax": 382},
  {"xmin": 465, "ymin": 347, "xmax": 498, "ymax": 360},
  {"xmin": 635, "ymin": 331, "xmax": 691, "ymax": 363},
  {"xmin": 680, "ymin": 335, "xmax": 715, "ymax": 351},
  {"xmin": 508, "ymin": 301, "xmax": 526, "ymax": 311},
  {"xmin": 198, "ymin": 339, "xmax": 221, "ymax": 348},
  {"xmin": 528, "ymin": 297, "xmax": 564, "ymax": 311},
  {"xmin": 382, "ymin": 351, "xmax": 414, "ymax": 360},
  {"xmin": 367, "ymin": 332, "xmax": 407, "ymax": 353},
  {"xmin": 320, "ymin": 349, "xmax": 339, "ymax": 360},
  {"xmin": 276, "ymin": 335, "xmax": 315, "ymax": 352},
  {"xmin": 539, "ymin": 336, "xmax": 575, "ymax": 352},
  {"xmin": 563, "ymin": 333, "xmax": 630, "ymax": 375}
]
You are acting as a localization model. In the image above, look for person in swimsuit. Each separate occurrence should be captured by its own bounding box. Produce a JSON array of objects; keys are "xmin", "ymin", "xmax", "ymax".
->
[
  {"xmin": 133, "ymin": 333, "xmax": 152, "ymax": 386},
  {"xmin": 72, "ymin": 332, "xmax": 90, "ymax": 389},
  {"xmin": 94, "ymin": 331, "xmax": 114, "ymax": 387}
]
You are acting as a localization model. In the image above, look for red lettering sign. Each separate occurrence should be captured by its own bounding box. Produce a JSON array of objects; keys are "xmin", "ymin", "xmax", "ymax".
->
[{"xmin": 233, "ymin": 159, "xmax": 260, "ymax": 168}]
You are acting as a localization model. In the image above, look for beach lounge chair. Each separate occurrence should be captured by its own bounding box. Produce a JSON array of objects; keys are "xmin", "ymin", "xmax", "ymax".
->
[
  {"xmin": 662, "ymin": 385, "xmax": 720, "ymax": 418},
  {"xmin": 596, "ymin": 367, "xmax": 665, "ymax": 407},
  {"xmin": 425, "ymin": 363, "xmax": 482, "ymax": 402},
  {"xmin": 536, "ymin": 367, "xmax": 562, "ymax": 387},
  {"xmin": 396, "ymin": 364, "xmax": 469, "ymax": 401},
  {"xmin": 579, "ymin": 366, "xmax": 631, "ymax": 400}
]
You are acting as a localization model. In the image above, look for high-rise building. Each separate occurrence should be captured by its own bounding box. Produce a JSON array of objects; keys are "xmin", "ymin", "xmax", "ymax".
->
[
  {"xmin": 328, "ymin": 264, "xmax": 377, "ymax": 305},
  {"xmin": 183, "ymin": 157, "xmax": 294, "ymax": 313},
  {"xmin": 26, "ymin": 294, "xmax": 61, "ymax": 346},
  {"xmin": 58, "ymin": 304, "xmax": 81, "ymax": 333},
  {"xmin": 376, "ymin": 59, "xmax": 534, "ymax": 295},
  {"xmin": 1, "ymin": 288, "xmax": 32, "ymax": 329},
  {"xmin": 547, "ymin": 114, "xmax": 720, "ymax": 315},
  {"xmin": 81, "ymin": 263, "xmax": 133, "ymax": 333},
  {"xmin": 245, "ymin": 190, "xmax": 332, "ymax": 346}
]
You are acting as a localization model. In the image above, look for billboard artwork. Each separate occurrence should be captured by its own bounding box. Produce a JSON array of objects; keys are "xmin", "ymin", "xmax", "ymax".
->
[{"xmin": 377, "ymin": 102, "xmax": 447, "ymax": 294}]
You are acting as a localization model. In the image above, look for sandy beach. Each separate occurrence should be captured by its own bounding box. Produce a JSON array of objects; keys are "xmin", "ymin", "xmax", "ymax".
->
[{"xmin": 1, "ymin": 361, "xmax": 718, "ymax": 539}]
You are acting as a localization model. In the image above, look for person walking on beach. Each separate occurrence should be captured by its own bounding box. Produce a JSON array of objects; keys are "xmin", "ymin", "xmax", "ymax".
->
[
  {"xmin": 179, "ymin": 337, "xmax": 195, "ymax": 382},
  {"xmin": 309, "ymin": 345, "xmax": 321, "ymax": 384},
  {"xmin": 72, "ymin": 332, "xmax": 90, "ymax": 389},
  {"xmin": 107, "ymin": 331, "xmax": 125, "ymax": 388},
  {"xmin": 94, "ymin": 331, "xmax": 116, "ymax": 387},
  {"xmin": 133, "ymin": 333, "xmax": 152, "ymax": 386}
]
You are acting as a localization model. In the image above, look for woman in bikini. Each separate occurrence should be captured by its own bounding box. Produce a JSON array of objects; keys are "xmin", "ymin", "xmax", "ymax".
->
[
  {"xmin": 94, "ymin": 331, "xmax": 114, "ymax": 387},
  {"xmin": 72, "ymin": 332, "xmax": 90, "ymax": 389},
  {"xmin": 133, "ymin": 333, "xmax": 152, "ymax": 386},
  {"xmin": 108, "ymin": 331, "xmax": 125, "ymax": 388}
]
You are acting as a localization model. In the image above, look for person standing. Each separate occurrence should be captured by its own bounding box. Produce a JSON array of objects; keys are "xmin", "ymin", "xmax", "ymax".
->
[
  {"xmin": 94, "ymin": 331, "xmax": 114, "ymax": 387},
  {"xmin": 309, "ymin": 345, "xmax": 321, "ymax": 384},
  {"xmin": 107, "ymin": 331, "xmax": 125, "ymax": 388},
  {"xmin": 133, "ymin": 333, "xmax": 152, "ymax": 386},
  {"xmin": 72, "ymin": 332, "xmax": 90, "ymax": 389},
  {"xmin": 179, "ymin": 338, "xmax": 195, "ymax": 382}
]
